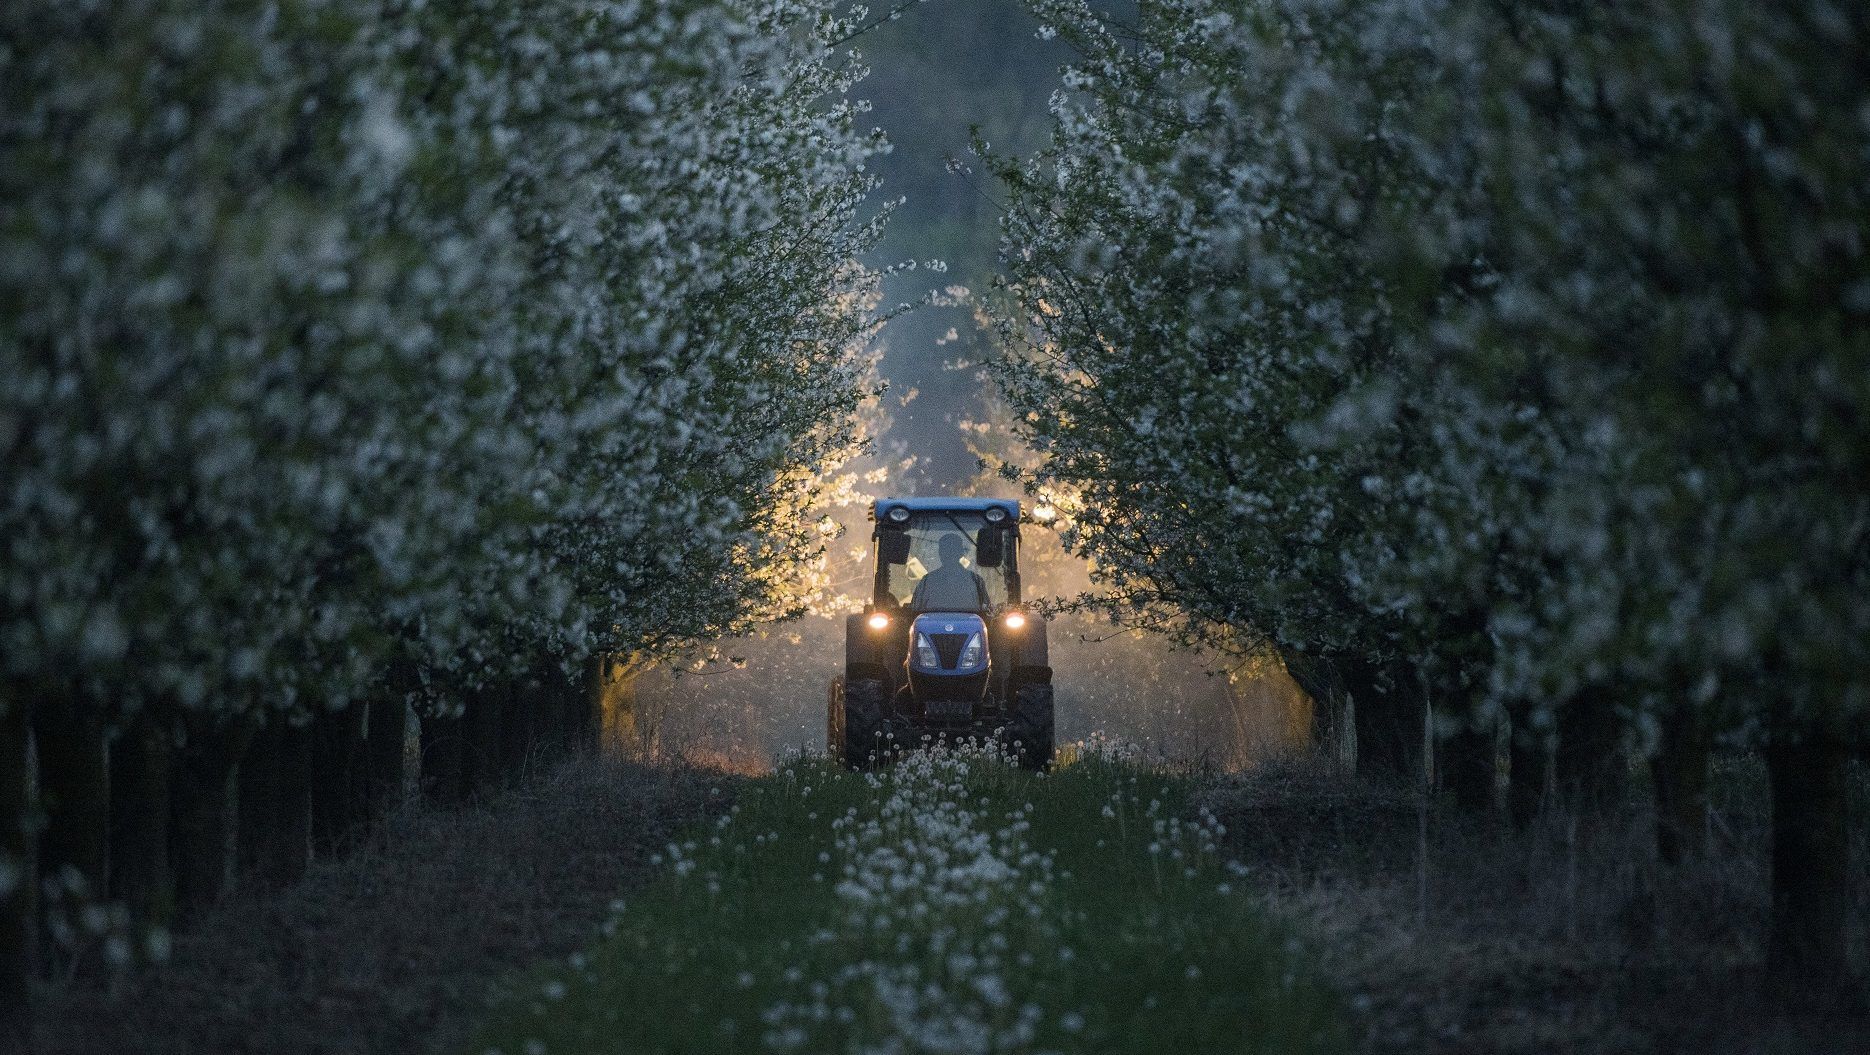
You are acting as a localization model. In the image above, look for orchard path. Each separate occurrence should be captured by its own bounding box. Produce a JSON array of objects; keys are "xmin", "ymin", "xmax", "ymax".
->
[{"xmin": 469, "ymin": 746, "xmax": 1345, "ymax": 1055}]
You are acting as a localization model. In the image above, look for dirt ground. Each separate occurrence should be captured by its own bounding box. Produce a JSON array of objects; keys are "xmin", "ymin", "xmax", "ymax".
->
[
  {"xmin": 1201, "ymin": 757, "xmax": 1870, "ymax": 1055},
  {"xmin": 35, "ymin": 757, "xmax": 728, "ymax": 1055}
]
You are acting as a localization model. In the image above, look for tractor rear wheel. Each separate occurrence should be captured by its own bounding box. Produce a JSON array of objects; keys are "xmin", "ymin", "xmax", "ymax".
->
[
  {"xmin": 838, "ymin": 677, "xmax": 886, "ymax": 769},
  {"xmin": 1007, "ymin": 681, "xmax": 1054, "ymax": 771}
]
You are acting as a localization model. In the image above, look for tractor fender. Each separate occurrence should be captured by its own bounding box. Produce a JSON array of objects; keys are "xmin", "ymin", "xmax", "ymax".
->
[
  {"xmin": 1009, "ymin": 616, "xmax": 1050, "ymax": 685},
  {"xmin": 844, "ymin": 612, "xmax": 890, "ymax": 683},
  {"xmin": 1010, "ymin": 664, "xmax": 1053, "ymax": 686}
]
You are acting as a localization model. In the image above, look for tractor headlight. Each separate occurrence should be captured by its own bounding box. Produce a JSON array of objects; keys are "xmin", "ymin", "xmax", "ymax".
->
[
  {"xmin": 885, "ymin": 505, "xmax": 911, "ymax": 523},
  {"xmin": 984, "ymin": 505, "xmax": 1008, "ymax": 523},
  {"xmin": 958, "ymin": 632, "xmax": 983, "ymax": 669},
  {"xmin": 1003, "ymin": 610, "xmax": 1027, "ymax": 630},
  {"xmin": 915, "ymin": 632, "xmax": 939, "ymax": 668},
  {"xmin": 867, "ymin": 611, "xmax": 890, "ymax": 630}
]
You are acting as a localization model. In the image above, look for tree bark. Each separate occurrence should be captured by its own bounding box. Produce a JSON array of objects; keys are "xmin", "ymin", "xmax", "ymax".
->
[
  {"xmin": 499, "ymin": 676, "xmax": 536, "ymax": 784},
  {"xmin": 237, "ymin": 721, "xmax": 280, "ymax": 885},
  {"xmin": 108, "ymin": 712, "xmax": 172, "ymax": 932},
  {"xmin": 170, "ymin": 718, "xmax": 252, "ymax": 921},
  {"xmin": 1440, "ymin": 719, "xmax": 1497, "ymax": 813},
  {"xmin": 1555, "ymin": 684, "xmax": 1623, "ymax": 812},
  {"xmin": 419, "ymin": 708, "xmax": 467, "ymax": 804},
  {"xmin": 363, "ymin": 696, "xmax": 409, "ymax": 817},
  {"xmin": 590, "ymin": 654, "xmax": 643, "ymax": 758},
  {"xmin": 1282, "ymin": 649, "xmax": 1347, "ymax": 761},
  {"xmin": 1349, "ymin": 661, "xmax": 1425, "ymax": 787},
  {"xmin": 567, "ymin": 657, "xmax": 599, "ymax": 754},
  {"xmin": 271, "ymin": 721, "xmax": 312, "ymax": 886},
  {"xmin": 463, "ymin": 683, "xmax": 506, "ymax": 795},
  {"xmin": 32, "ymin": 692, "xmax": 110, "ymax": 901},
  {"xmin": 1653, "ymin": 699, "xmax": 1711, "ymax": 865},
  {"xmin": 1507, "ymin": 702, "xmax": 1551, "ymax": 830},
  {"xmin": 237, "ymin": 720, "xmax": 313, "ymax": 888},
  {"xmin": 311, "ymin": 704, "xmax": 367, "ymax": 856},
  {"xmin": 0, "ymin": 698, "xmax": 35, "ymax": 1053},
  {"xmin": 537, "ymin": 658, "xmax": 583, "ymax": 760},
  {"xmin": 514, "ymin": 665, "xmax": 560, "ymax": 768},
  {"xmin": 1766, "ymin": 698, "xmax": 1853, "ymax": 995}
]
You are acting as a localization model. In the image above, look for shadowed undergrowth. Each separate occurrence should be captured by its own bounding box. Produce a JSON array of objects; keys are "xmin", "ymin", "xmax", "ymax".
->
[
  {"xmin": 36, "ymin": 757, "xmax": 727, "ymax": 1055},
  {"xmin": 1201, "ymin": 756, "xmax": 1870, "ymax": 1055}
]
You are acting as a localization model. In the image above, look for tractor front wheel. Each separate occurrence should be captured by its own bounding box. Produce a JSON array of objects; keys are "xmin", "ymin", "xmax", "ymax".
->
[
  {"xmin": 837, "ymin": 676, "xmax": 887, "ymax": 769},
  {"xmin": 1007, "ymin": 681, "xmax": 1054, "ymax": 771}
]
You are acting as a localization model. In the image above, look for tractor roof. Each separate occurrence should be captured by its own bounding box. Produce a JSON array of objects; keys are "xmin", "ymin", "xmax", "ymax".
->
[{"xmin": 871, "ymin": 497, "xmax": 1020, "ymax": 522}]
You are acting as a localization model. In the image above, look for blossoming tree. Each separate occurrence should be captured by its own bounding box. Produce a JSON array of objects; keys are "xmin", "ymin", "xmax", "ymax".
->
[
  {"xmin": 993, "ymin": 0, "xmax": 1866, "ymax": 988},
  {"xmin": 1, "ymin": 0, "xmax": 897, "ymax": 1028}
]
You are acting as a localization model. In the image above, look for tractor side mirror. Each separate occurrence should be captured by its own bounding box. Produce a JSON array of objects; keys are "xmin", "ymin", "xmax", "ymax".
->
[
  {"xmin": 976, "ymin": 526, "xmax": 1005, "ymax": 568},
  {"xmin": 879, "ymin": 530, "xmax": 911, "ymax": 565}
]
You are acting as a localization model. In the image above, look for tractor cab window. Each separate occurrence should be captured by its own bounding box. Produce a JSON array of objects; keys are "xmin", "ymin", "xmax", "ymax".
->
[{"xmin": 879, "ymin": 514, "xmax": 1011, "ymax": 612}]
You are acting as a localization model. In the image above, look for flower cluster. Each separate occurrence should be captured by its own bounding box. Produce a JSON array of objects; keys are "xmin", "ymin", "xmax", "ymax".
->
[{"xmin": 764, "ymin": 744, "xmax": 1064, "ymax": 1054}]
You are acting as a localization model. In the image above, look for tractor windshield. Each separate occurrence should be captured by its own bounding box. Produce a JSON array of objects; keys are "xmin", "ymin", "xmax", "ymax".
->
[{"xmin": 880, "ymin": 513, "xmax": 1011, "ymax": 612}]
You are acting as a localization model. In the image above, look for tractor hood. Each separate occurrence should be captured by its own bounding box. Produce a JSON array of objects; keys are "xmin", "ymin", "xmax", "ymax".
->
[
  {"xmin": 904, "ymin": 612, "xmax": 990, "ymax": 704},
  {"xmin": 906, "ymin": 613, "xmax": 989, "ymax": 675}
]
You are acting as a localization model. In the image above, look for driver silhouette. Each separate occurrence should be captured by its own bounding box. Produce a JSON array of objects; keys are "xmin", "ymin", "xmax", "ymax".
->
[{"xmin": 910, "ymin": 533, "xmax": 989, "ymax": 611}]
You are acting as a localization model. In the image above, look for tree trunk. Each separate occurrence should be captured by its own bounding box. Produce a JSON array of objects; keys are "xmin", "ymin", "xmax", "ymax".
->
[
  {"xmin": 1283, "ymin": 650, "xmax": 1348, "ymax": 762},
  {"xmin": 271, "ymin": 721, "xmax": 312, "ymax": 886},
  {"xmin": 499, "ymin": 677, "xmax": 536, "ymax": 784},
  {"xmin": 527, "ymin": 658, "xmax": 575, "ymax": 759},
  {"xmin": 0, "ymin": 698, "xmax": 35, "ymax": 1053},
  {"xmin": 237, "ymin": 722, "xmax": 280, "ymax": 885},
  {"xmin": 1766, "ymin": 698, "xmax": 1853, "ymax": 995},
  {"xmin": 589, "ymin": 654, "xmax": 643, "ymax": 758},
  {"xmin": 1311, "ymin": 685, "xmax": 1346, "ymax": 762},
  {"xmin": 32, "ymin": 692, "xmax": 110, "ymax": 901},
  {"xmin": 463, "ymin": 683, "xmax": 506, "ymax": 795},
  {"xmin": 1440, "ymin": 719, "xmax": 1496, "ymax": 813},
  {"xmin": 1555, "ymin": 685, "xmax": 1623, "ymax": 812},
  {"xmin": 108, "ymin": 712, "xmax": 172, "ymax": 932},
  {"xmin": 311, "ymin": 704, "xmax": 367, "ymax": 856},
  {"xmin": 1350, "ymin": 661, "xmax": 1425, "ymax": 787},
  {"xmin": 567, "ymin": 657, "xmax": 599, "ymax": 754},
  {"xmin": 237, "ymin": 721, "xmax": 313, "ymax": 889},
  {"xmin": 1653, "ymin": 699, "xmax": 1711, "ymax": 865},
  {"xmin": 513, "ymin": 666, "xmax": 558, "ymax": 769},
  {"xmin": 419, "ymin": 708, "xmax": 467, "ymax": 804},
  {"xmin": 170, "ymin": 719, "xmax": 251, "ymax": 921},
  {"xmin": 363, "ymin": 697, "xmax": 409, "ymax": 818},
  {"xmin": 1506, "ymin": 702, "xmax": 1551, "ymax": 830}
]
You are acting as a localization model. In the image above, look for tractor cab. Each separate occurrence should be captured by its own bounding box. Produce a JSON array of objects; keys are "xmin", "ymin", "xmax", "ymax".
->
[
  {"xmin": 869, "ymin": 497, "xmax": 1022, "ymax": 615},
  {"xmin": 828, "ymin": 498, "xmax": 1054, "ymax": 770}
]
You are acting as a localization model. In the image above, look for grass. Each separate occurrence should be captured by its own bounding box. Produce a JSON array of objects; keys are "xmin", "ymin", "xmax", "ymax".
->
[{"xmin": 470, "ymin": 746, "xmax": 1347, "ymax": 1055}]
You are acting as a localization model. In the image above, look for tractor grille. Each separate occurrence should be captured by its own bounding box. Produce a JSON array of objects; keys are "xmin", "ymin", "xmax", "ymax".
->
[{"xmin": 930, "ymin": 633, "xmax": 968, "ymax": 669}]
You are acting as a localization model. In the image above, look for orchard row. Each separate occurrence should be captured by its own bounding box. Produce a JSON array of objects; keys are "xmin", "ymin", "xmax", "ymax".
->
[
  {"xmin": 1, "ymin": 0, "xmax": 899, "ymax": 1031},
  {"xmin": 992, "ymin": 0, "xmax": 1867, "ymax": 987}
]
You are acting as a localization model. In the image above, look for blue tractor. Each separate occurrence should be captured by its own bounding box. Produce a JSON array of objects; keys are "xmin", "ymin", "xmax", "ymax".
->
[{"xmin": 827, "ymin": 498, "xmax": 1054, "ymax": 770}]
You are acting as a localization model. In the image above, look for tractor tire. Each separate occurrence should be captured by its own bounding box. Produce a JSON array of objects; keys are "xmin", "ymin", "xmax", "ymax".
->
[
  {"xmin": 1007, "ymin": 681, "xmax": 1054, "ymax": 771},
  {"xmin": 827, "ymin": 677, "xmax": 844, "ymax": 761},
  {"xmin": 839, "ymin": 677, "xmax": 887, "ymax": 769}
]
